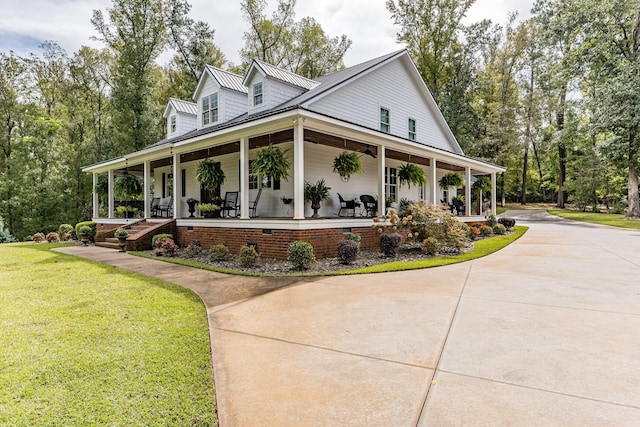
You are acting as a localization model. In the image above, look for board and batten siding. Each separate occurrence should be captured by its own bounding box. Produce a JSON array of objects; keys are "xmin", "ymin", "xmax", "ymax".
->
[{"xmin": 308, "ymin": 59, "xmax": 460, "ymax": 154}]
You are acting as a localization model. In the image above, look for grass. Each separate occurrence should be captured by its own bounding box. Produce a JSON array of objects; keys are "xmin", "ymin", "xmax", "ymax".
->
[
  {"xmin": 0, "ymin": 243, "xmax": 216, "ymax": 427},
  {"xmin": 131, "ymin": 226, "xmax": 527, "ymax": 277},
  {"xmin": 547, "ymin": 209, "xmax": 640, "ymax": 230}
]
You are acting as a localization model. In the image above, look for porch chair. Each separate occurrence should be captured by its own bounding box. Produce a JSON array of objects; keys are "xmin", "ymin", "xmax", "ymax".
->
[
  {"xmin": 158, "ymin": 196, "xmax": 173, "ymax": 217},
  {"xmin": 220, "ymin": 191, "xmax": 239, "ymax": 217},
  {"xmin": 150, "ymin": 197, "xmax": 160, "ymax": 216},
  {"xmin": 337, "ymin": 193, "xmax": 360, "ymax": 217},
  {"xmin": 359, "ymin": 195, "xmax": 378, "ymax": 217},
  {"xmin": 248, "ymin": 188, "xmax": 262, "ymax": 217}
]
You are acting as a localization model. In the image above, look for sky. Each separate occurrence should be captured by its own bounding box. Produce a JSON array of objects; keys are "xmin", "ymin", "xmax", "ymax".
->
[{"xmin": 0, "ymin": 0, "xmax": 533, "ymax": 67}]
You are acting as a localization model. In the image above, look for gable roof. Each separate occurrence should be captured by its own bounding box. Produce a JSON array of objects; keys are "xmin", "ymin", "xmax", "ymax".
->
[
  {"xmin": 192, "ymin": 66, "xmax": 247, "ymax": 100},
  {"xmin": 244, "ymin": 59, "xmax": 319, "ymax": 90},
  {"xmin": 163, "ymin": 98, "xmax": 197, "ymax": 118}
]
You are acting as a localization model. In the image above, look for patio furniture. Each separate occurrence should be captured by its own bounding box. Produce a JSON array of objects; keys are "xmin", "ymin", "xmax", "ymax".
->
[
  {"xmin": 150, "ymin": 197, "xmax": 160, "ymax": 216},
  {"xmin": 359, "ymin": 195, "xmax": 378, "ymax": 217},
  {"xmin": 338, "ymin": 193, "xmax": 360, "ymax": 217},
  {"xmin": 220, "ymin": 192, "xmax": 239, "ymax": 217},
  {"xmin": 248, "ymin": 188, "xmax": 262, "ymax": 217},
  {"xmin": 157, "ymin": 196, "xmax": 173, "ymax": 217}
]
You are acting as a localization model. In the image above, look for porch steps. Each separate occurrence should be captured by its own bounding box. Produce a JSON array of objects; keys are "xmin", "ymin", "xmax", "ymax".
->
[{"xmin": 96, "ymin": 220, "xmax": 171, "ymax": 251}]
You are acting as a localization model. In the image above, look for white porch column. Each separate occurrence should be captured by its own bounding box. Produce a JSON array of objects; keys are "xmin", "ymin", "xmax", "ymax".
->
[
  {"xmin": 143, "ymin": 160, "xmax": 151, "ymax": 218},
  {"xmin": 173, "ymin": 152, "xmax": 180, "ymax": 219},
  {"xmin": 239, "ymin": 137, "xmax": 249, "ymax": 219},
  {"xmin": 377, "ymin": 146, "xmax": 386, "ymax": 216},
  {"xmin": 491, "ymin": 172, "xmax": 497, "ymax": 216},
  {"xmin": 465, "ymin": 166, "xmax": 472, "ymax": 217},
  {"xmin": 108, "ymin": 169, "xmax": 114, "ymax": 219},
  {"xmin": 92, "ymin": 173, "xmax": 99, "ymax": 219},
  {"xmin": 293, "ymin": 119, "xmax": 305, "ymax": 219},
  {"xmin": 430, "ymin": 157, "xmax": 437, "ymax": 205}
]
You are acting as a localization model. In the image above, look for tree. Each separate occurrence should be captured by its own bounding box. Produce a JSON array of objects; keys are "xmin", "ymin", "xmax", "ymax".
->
[{"xmin": 240, "ymin": 0, "xmax": 351, "ymax": 78}]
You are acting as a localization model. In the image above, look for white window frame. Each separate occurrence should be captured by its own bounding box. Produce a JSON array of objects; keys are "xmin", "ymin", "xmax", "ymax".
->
[
  {"xmin": 380, "ymin": 107, "xmax": 390, "ymax": 133},
  {"xmin": 202, "ymin": 93, "xmax": 218, "ymax": 125},
  {"xmin": 170, "ymin": 115, "xmax": 176, "ymax": 133},
  {"xmin": 408, "ymin": 118, "xmax": 416, "ymax": 140},
  {"xmin": 253, "ymin": 82, "xmax": 263, "ymax": 106},
  {"xmin": 385, "ymin": 166, "xmax": 397, "ymax": 203}
]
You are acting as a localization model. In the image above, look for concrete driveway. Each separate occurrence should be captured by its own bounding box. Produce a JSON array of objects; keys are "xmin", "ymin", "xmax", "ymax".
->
[{"xmin": 58, "ymin": 210, "xmax": 640, "ymax": 425}]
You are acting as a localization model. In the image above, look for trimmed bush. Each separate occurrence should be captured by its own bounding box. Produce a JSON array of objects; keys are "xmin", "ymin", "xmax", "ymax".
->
[
  {"xmin": 380, "ymin": 232, "xmax": 402, "ymax": 257},
  {"xmin": 209, "ymin": 243, "xmax": 230, "ymax": 261},
  {"xmin": 75, "ymin": 221, "xmax": 97, "ymax": 242},
  {"xmin": 492, "ymin": 223, "xmax": 506, "ymax": 235},
  {"xmin": 32, "ymin": 232, "xmax": 45, "ymax": 243},
  {"xmin": 45, "ymin": 232, "xmax": 60, "ymax": 243},
  {"xmin": 156, "ymin": 237, "xmax": 177, "ymax": 257},
  {"xmin": 344, "ymin": 232, "xmax": 361, "ymax": 243},
  {"xmin": 498, "ymin": 217, "xmax": 516, "ymax": 230},
  {"xmin": 237, "ymin": 245, "xmax": 260, "ymax": 268},
  {"xmin": 58, "ymin": 224, "xmax": 73, "ymax": 240},
  {"xmin": 152, "ymin": 233, "xmax": 173, "ymax": 248},
  {"xmin": 485, "ymin": 213, "xmax": 498, "ymax": 227},
  {"xmin": 479, "ymin": 225, "xmax": 493, "ymax": 236},
  {"xmin": 337, "ymin": 239, "xmax": 359, "ymax": 265},
  {"xmin": 421, "ymin": 237, "xmax": 439, "ymax": 255},
  {"xmin": 287, "ymin": 241, "xmax": 316, "ymax": 270}
]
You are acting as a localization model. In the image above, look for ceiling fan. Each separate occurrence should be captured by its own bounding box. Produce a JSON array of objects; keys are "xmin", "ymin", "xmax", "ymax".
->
[{"xmin": 362, "ymin": 145, "xmax": 377, "ymax": 159}]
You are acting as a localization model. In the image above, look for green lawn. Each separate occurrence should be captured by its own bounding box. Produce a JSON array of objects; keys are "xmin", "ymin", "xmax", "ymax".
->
[
  {"xmin": 547, "ymin": 209, "xmax": 640, "ymax": 230},
  {"xmin": 0, "ymin": 243, "xmax": 216, "ymax": 426}
]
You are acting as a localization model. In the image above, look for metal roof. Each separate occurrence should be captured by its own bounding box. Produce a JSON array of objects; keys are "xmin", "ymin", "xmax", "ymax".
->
[
  {"xmin": 205, "ymin": 66, "xmax": 248, "ymax": 93},
  {"xmin": 252, "ymin": 59, "xmax": 319, "ymax": 90},
  {"xmin": 169, "ymin": 98, "xmax": 197, "ymax": 115}
]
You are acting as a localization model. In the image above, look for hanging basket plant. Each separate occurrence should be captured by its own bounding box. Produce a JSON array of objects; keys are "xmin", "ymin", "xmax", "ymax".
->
[
  {"xmin": 332, "ymin": 151, "xmax": 362, "ymax": 181},
  {"xmin": 439, "ymin": 172, "xmax": 464, "ymax": 189},
  {"xmin": 196, "ymin": 158, "xmax": 226, "ymax": 191},
  {"xmin": 251, "ymin": 144, "xmax": 291, "ymax": 181},
  {"xmin": 472, "ymin": 175, "xmax": 491, "ymax": 196},
  {"xmin": 114, "ymin": 174, "xmax": 142, "ymax": 202},
  {"xmin": 398, "ymin": 163, "xmax": 426, "ymax": 188}
]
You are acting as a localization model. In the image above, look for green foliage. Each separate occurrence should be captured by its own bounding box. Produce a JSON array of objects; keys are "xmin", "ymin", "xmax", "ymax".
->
[
  {"xmin": 196, "ymin": 158, "xmax": 226, "ymax": 191},
  {"xmin": 498, "ymin": 217, "xmax": 516, "ymax": 230},
  {"xmin": 439, "ymin": 173, "xmax": 464, "ymax": 189},
  {"xmin": 251, "ymin": 145, "xmax": 291, "ymax": 181},
  {"xmin": 75, "ymin": 221, "xmax": 96, "ymax": 241},
  {"xmin": 183, "ymin": 240, "xmax": 202, "ymax": 258},
  {"xmin": 152, "ymin": 233, "xmax": 173, "ymax": 248},
  {"xmin": 333, "ymin": 151, "xmax": 362, "ymax": 178},
  {"xmin": 32, "ymin": 232, "xmax": 45, "ymax": 243},
  {"xmin": 421, "ymin": 237, "xmax": 439, "ymax": 255},
  {"xmin": 198, "ymin": 203, "xmax": 221, "ymax": 212},
  {"xmin": 45, "ymin": 232, "xmax": 60, "ymax": 243},
  {"xmin": 380, "ymin": 232, "xmax": 402, "ymax": 257},
  {"xmin": 398, "ymin": 163, "xmax": 426, "ymax": 188},
  {"xmin": 237, "ymin": 245, "xmax": 260, "ymax": 268},
  {"xmin": 304, "ymin": 179, "xmax": 331, "ymax": 204},
  {"xmin": 113, "ymin": 174, "xmax": 142, "ymax": 201},
  {"xmin": 209, "ymin": 243, "xmax": 230, "ymax": 261},
  {"xmin": 344, "ymin": 232, "xmax": 361, "ymax": 243},
  {"xmin": 287, "ymin": 241, "xmax": 316, "ymax": 270},
  {"xmin": 58, "ymin": 223, "xmax": 73, "ymax": 238},
  {"xmin": 114, "ymin": 228, "xmax": 129, "ymax": 238},
  {"xmin": 0, "ymin": 217, "xmax": 16, "ymax": 243},
  {"xmin": 479, "ymin": 225, "xmax": 493, "ymax": 236},
  {"xmin": 401, "ymin": 201, "xmax": 469, "ymax": 250},
  {"xmin": 155, "ymin": 237, "xmax": 177, "ymax": 257},
  {"xmin": 492, "ymin": 223, "xmax": 506, "ymax": 235},
  {"xmin": 337, "ymin": 239, "xmax": 359, "ymax": 265},
  {"xmin": 485, "ymin": 213, "xmax": 497, "ymax": 227}
]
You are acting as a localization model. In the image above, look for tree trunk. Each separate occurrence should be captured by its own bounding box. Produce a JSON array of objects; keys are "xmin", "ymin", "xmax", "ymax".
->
[
  {"xmin": 557, "ymin": 89, "xmax": 567, "ymax": 208},
  {"xmin": 521, "ymin": 146, "xmax": 529, "ymax": 205},
  {"xmin": 627, "ymin": 129, "xmax": 640, "ymax": 218}
]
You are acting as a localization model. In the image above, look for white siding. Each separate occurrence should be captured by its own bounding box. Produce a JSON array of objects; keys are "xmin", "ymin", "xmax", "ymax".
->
[
  {"xmin": 308, "ymin": 59, "xmax": 459, "ymax": 153},
  {"xmin": 196, "ymin": 78, "xmax": 220, "ymax": 130},
  {"xmin": 223, "ymin": 89, "xmax": 248, "ymax": 121},
  {"xmin": 247, "ymin": 76, "xmax": 306, "ymax": 115}
]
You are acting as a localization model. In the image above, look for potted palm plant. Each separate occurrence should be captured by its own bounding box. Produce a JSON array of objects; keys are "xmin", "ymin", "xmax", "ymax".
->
[
  {"xmin": 332, "ymin": 151, "xmax": 362, "ymax": 182},
  {"xmin": 251, "ymin": 144, "xmax": 291, "ymax": 181},
  {"xmin": 398, "ymin": 163, "xmax": 426, "ymax": 188},
  {"xmin": 304, "ymin": 179, "xmax": 331, "ymax": 218}
]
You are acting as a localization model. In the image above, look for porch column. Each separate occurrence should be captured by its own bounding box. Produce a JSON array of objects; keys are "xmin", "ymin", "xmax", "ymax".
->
[
  {"xmin": 108, "ymin": 169, "xmax": 114, "ymax": 219},
  {"xmin": 173, "ymin": 152, "xmax": 180, "ymax": 219},
  {"xmin": 491, "ymin": 172, "xmax": 497, "ymax": 216},
  {"xmin": 293, "ymin": 119, "xmax": 305, "ymax": 219},
  {"xmin": 143, "ymin": 160, "xmax": 151, "ymax": 218},
  {"xmin": 239, "ymin": 137, "xmax": 249, "ymax": 219},
  {"xmin": 430, "ymin": 157, "xmax": 437, "ymax": 205},
  {"xmin": 465, "ymin": 166, "xmax": 472, "ymax": 217},
  {"xmin": 92, "ymin": 173, "xmax": 99, "ymax": 219},
  {"xmin": 377, "ymin": 146, "xmax": 386, "ymax": 216}
]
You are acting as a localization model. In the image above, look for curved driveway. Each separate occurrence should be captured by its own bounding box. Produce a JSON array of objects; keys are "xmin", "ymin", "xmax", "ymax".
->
[{"xmin": 58, "ymin": 210, "xmax": 640, "ymax": 425}]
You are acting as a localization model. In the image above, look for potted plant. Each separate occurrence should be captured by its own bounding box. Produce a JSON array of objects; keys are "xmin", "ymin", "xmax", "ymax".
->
[
  {"xmin": 251, "ymin": 144, "xmax": 291, "ymax": 181},
  {"xmin": 114, "ymin": 174, "xmax": 142, "ymax": 209},
  {"xmin": 114, "ymin": 228, "xmax": 129, "ymax": 252},
  {"xmin": 79, "ymin": 225, "xmax": 91, "ymax": 246},
  {"xmin": 196, "ymin": 158, "xmax": 226, "ymax": 192},
  {"xmin": 332, "ymin": 151, "xmax": 362, "ymax": 182},
  {"xmin": 439, "ymin": 172, "xmax": 464, "ymax": 190},
  {"xmin": 116, "ymin": 205, "xmax": 138, "ymax": 218},
  {"xmin": 304, "ymin": 179, "xmax": 331, "ymax": 218},
  {"xmin": 398, "ymin": 163, "xmax": 426, "ymax": 188},
  {"xmin": 199, "ymin": 203, "xmax": 221, "ymax": 218}
]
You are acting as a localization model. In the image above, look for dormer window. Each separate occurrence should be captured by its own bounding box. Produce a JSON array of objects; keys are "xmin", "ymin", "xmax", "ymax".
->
[
  {"xmin": 202, "ymin": 93, "xmax": 218, "ymax": 125},
  {"xmin": 170, "ymin": 116, "xmax": 176, "ymax": 133},
  {"xmin": 253, "ymin": 83, "xmax": 263, "ymax": 106}
]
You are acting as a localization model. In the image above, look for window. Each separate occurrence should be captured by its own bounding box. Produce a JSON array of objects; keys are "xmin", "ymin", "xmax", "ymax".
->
[
  {"xmin": 408, "ymin": 118, "xmax": 416, "ymax": 140},
  {"xmin": 385, "ymin": 167, "xmax": 397, "ymax": 203},
  {"xmin": 253, "ymin": 83, "xmax": 263, "ymax": 106},
  {"xmin": 170, "ymin": 116, "xmax": 176, "ymax": 133},
  {"xmin": 248, "ymin": 160, "xmax": 258, "ymax": 190},
  {"xmin": 202, "ymin": 93, "xmax": 218, "ymax": 125},
  {"xmin": 380, "ymin": 107, "xmax": 390, "ymax": 133}
]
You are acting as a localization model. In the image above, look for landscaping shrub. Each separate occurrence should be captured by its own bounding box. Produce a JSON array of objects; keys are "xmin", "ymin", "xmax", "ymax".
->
[
  {"xmin": 183, "ymin": 240, "xmax": 202, "ymax": 258},
  {"xmin": 421, "ymin": 237, "xmax": 439, "ymax": 255},
  {"xmin": 485, "ymin": 213, "xmax": 498, "ymax": 227},
  {"xmin": 58, "ymin": 224, "xmax": 73, "ymax": 240},
  {"xmin": 380, "ymin": 232, "xmax": 402, "ymax": 257},
  {"xmin": 209, "ymin": 243, "xmax": 230, "ymax": 261},
  {"xmin": 237, "ymin": 245, "xmax": 259, "ymax": 268},
  {"xmin": 155, "ymin": 237, "xmax": 177, "ymax": 257},
  {"xmin": 287, "ymin": 241, "xmax": 316, "ymax": 270},
  {"xmin": 75, "ymin": 221, "xmax": 97, "ymax": 242},
  {"xmin": 479, "ymin": 225, "xmax": 493, "ymax": 236},
  {"xmin": 498, "ymin": 217, "xmax": 516, "ymax": 230},
  {"xmin": 45, "ymin": 232, "xmax": 60, "ymax": 243},
  {"xmin": 32, "ymin": 232, "xmax": 45, "ymax": 243},
  {"xmin": 492, "ymin": 223, "xmax": 506, "ymax": 235},
  {"xmin": 400, "ymin": 202, "xmax": 468, "ymax": 249},
  {"xmin": 337, "ymin": 239, "xmax": 359, "ymax": 265},
  {"xmin": 344, "ymin": 232, "xmax": 361, "ymax": 243},
  {"xmin": 152, "ymin": 233, "xmax": 173, "ymax": 248},
  {"xmin": 0, "ymin": 217, "xmax": 16, "ymax": 243},
  {"xmin": 612, "ymin": 201, "xmax": 627, "ymax": 214}
]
